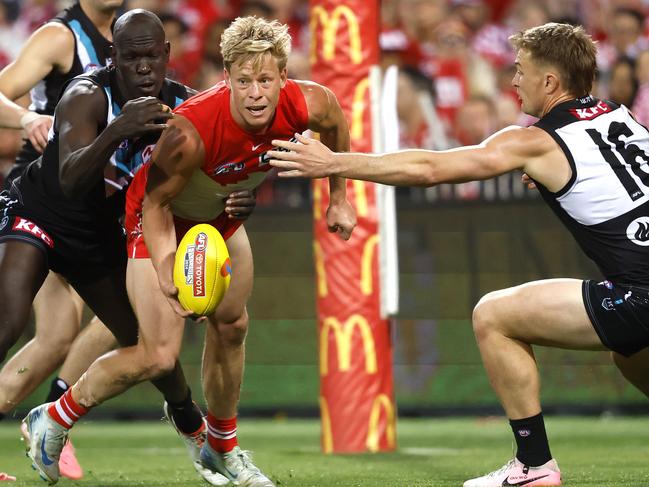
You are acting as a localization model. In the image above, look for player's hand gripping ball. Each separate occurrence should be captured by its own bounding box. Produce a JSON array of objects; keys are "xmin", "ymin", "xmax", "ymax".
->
[{"xmin": 173, "ymin": 224, "xmax": 231, "ymax": 316}]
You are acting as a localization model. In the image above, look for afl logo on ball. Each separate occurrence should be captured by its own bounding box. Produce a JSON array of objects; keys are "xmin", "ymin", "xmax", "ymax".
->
[{"xmin": 626, "ymin": 217, "xmax": 649, "ymax": 246}]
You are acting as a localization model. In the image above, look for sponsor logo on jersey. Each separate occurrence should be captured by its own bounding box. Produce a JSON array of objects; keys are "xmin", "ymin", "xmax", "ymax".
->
[
  {"xmin": 12, "ymin": 217, "xmax": 54, "ymax": 248},
  {"xmin": 626, "ymin": 216, "xmax": 649, "ymax": 246},
  {"xmin": 569, "ymin": 100, "xmax": 611, "ymax": 120},
  {"xmin": 602, "ymin": 297, "xmax": 614, "ymax": 311},
  {"xmin": 214, "ymin": 161, "xmax": 246, "ymax": 176},
  {"xmin": 259, "ymin": 136, "xmax": 298, "ymax": 166},
  {"xmin": 210, "ymin": 137, "xmax": 299, "ymax": 184}
]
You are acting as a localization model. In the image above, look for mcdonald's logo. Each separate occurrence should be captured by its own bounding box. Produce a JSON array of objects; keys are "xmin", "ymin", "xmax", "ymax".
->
[
  {"xmin": 310, "ymin": 5, "xmax": 362, "ymax": 65},
  {"xmin": 319, "ymin": 396, "xmax": 334, "ymax": 454},
  {"xmin": 361, "ymin": 234, "xmax": 379, "ymax": 295},
  {"xmin": 313, "ymin": 240, "xmax": 328, "ymax": 297},
  {"xmin": 320, "ymin": 314, "xmax": 377, "ymax": 376},
  {"xmin": 366, "ymin": 394, "xmax": 396, "ymax": 452},
  {"xmin": 351, "ymin": 77, "xmax": 369, "ymax": 141}
]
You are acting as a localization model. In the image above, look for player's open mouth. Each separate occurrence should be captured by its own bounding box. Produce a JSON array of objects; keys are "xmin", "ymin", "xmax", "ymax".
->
[{"xmin": 247, "ymin": 106, "xmax": 266, "ymax": 117}]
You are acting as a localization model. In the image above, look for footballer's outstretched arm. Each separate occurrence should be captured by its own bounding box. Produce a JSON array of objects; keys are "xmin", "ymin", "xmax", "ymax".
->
[
  {"xmin": 143, "ymin": 116, "xmax": 205, "ymax": 317},
  {"xmin": 269, "ymin": 126, "xmax": 560, "ymax": 188}
]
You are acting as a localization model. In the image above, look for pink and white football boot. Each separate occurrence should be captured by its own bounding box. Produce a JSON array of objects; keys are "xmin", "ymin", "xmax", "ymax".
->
[{"xmin": 464, "ymin": 458, "xmax": 561, "ymax": 487}]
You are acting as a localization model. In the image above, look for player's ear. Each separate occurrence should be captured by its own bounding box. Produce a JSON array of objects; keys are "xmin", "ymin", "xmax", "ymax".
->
[
  {"xmin": 279, "ymin": 67, "xmax": 288, "ymax": 88},
  {"xmin": 544, "ymin": 72, "xmax": 560, "ymax": 94},
  {"xmin": 164, "ymin": 41, "xmax": 171, "ymax": 62}
]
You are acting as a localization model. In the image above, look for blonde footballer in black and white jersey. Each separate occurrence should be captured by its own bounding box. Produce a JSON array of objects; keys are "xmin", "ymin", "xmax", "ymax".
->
[{"xmin": 269, "ymin": 22, "xmax": 649, "ymax": 487}]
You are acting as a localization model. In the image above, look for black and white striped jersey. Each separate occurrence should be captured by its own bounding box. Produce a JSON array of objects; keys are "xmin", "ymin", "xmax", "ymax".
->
[{"xmin": 534, "ymin": 95, "xmax": 649, "ymax": 285}]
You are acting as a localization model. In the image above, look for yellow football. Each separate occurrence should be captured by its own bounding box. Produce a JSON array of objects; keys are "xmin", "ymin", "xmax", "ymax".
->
[{"xmin": 173, "ymin": 224, "xmax": 232, "ymax": 316}]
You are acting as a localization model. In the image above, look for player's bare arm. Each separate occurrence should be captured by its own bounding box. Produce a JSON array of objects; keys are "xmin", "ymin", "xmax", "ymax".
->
[
  {"xmin": 269, "ymin": 124, "xmax": 565, "ymax": 189},
  {"xmin": 298, "ymin": 80, "xmax": 356, "ymax": 240},
  {"xmin": 0, "ymin": 23, "xmax": 75, "ymax": 151},
  {"xmin": 143, "ymin": 116, "xmax": 205, "ymax": 317},
  {"xmin": 57, "ymin": 82, "xmax": 172, "ymax": 197},
  {"xmin": 0, "ymin": 91, "xmax": 39, "ymax": 130},
  {"xmin": 0, "ymin": 23, "xmax": 75, "ymax": 99}
]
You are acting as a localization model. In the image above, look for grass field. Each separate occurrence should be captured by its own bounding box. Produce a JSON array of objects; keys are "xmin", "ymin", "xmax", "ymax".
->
[{"xmin": 1, "ymin": 417, "xmax": 648, "ymax": 486}]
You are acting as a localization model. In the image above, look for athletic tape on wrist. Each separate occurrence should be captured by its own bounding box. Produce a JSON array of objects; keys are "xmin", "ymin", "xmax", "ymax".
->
[{"xmin": 20, "ymin": 111, "xmax": 41, "ymax": 129}]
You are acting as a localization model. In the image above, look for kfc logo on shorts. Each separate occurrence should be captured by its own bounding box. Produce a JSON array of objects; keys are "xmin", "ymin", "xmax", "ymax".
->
[{"xmin": 12, "ymin": 217, "xmax": 54, "ymax": 248}]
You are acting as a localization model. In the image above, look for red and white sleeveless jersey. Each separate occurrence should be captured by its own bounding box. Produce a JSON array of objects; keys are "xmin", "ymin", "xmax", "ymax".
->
[{"xmin": 169, "ymin": 79, "xmax": 309, "ymax": 221}]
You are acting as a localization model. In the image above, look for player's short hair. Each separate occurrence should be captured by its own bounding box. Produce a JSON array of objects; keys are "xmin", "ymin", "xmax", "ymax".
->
[
  {"xmin": 220, "ymin": 16, "xmax": 292, "ymax": 71},
  {"xmin": 510, "ymin": 23, "xmax": 597, "ymax": 97}
]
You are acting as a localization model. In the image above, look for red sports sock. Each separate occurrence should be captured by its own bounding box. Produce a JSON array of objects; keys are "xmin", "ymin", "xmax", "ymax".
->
[
  {"xmin": 47, "ymin": 389, "xmax": 88, "ymax": 429},
  {"xmin": 206, "ymin": 412, "xmax": 238, "ymax": 453}
]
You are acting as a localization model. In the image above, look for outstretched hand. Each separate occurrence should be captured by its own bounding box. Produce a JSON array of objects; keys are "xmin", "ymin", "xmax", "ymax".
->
[{"xmin": 268, "ymin": 133, "xmax": 336, "ymax": 179}]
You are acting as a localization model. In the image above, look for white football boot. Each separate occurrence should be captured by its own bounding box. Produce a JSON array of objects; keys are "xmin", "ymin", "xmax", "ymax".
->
[
  {"xmin": 464, "ymin": 457, "xmax": 561, "ymax": 487},
  {"xmin": 200, "ymin": 443, "xmax": 275, "ymax": 487},
  {"xmin": 22, "ymin": 403, "xmax": 68, "ymax": 485},
  {"xmin": 163, "ymin": 402, "xmax": 230, "ymax": 486}
]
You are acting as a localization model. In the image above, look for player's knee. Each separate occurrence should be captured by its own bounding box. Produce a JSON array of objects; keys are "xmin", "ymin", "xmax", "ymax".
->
[
  {"xmin": 124, "ymin": 346, "xmax": 177, "ymax": 382},
  {"xmin": 472, "ymin": 292, "xmax": 502, "ymax": 341},
  {"xmin": 215, "ymin": 312, "xmax": 249, "ymax": 347},
  {"xmin": 145, "ymin": 350, "xmax": 178, "ymax": 380}
]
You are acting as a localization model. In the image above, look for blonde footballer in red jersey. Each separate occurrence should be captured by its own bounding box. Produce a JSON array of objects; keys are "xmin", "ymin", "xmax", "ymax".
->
[
  {"xmin": 56, "ymin": 16, "xmax": 356, "ymax": 486},
  {"xmin": 124, "ymin": 77, "xmax": 311, "ymax": 255}
]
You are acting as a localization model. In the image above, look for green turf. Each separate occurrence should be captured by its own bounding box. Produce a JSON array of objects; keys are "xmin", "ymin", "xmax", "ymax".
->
[{"xmin": 1, "ymin": 417, "xmax": 648, "ymax": 486}]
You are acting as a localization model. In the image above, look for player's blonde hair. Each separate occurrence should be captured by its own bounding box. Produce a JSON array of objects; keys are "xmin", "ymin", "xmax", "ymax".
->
[
  {"xmin": 510, "ymin": 23, "xmax": 597, "ymax": 97},
  {"xmin": 220, "ymin": 16, "xmax": 292, "ymax": 71}
]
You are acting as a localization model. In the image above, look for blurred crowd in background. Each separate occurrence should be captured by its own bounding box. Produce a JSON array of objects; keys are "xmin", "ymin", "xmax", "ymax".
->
[{"xmin": 0, "ymin": 0, "xmax": 648, "ymax": 205}]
